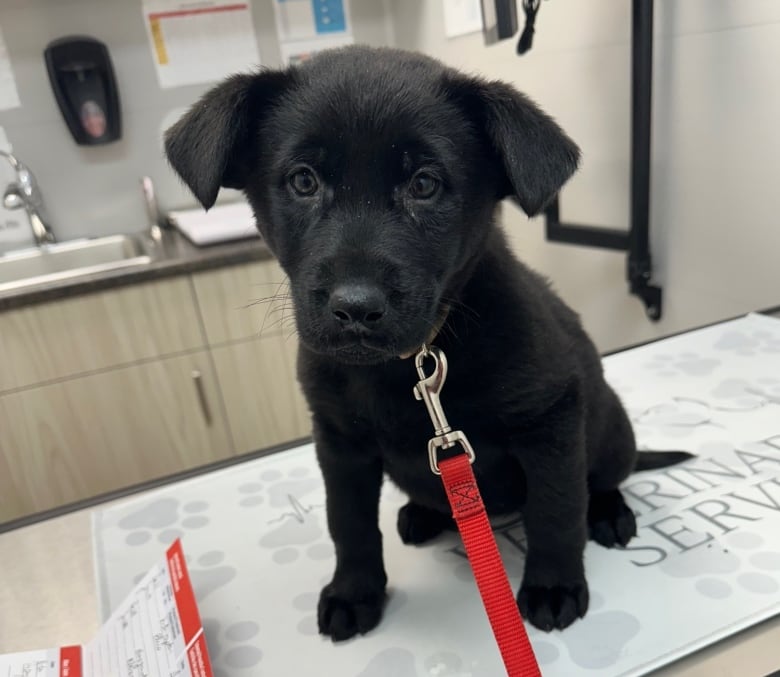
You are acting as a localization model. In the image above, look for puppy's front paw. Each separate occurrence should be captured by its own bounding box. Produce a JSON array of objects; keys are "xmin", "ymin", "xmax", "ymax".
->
[
  {"xmin": 517, "ymin": 581, "xmax": 589, "ymax": 632},
  {"xmin": 397, "ymin": 502, "xmax": 452, "ymax": 545},
  {"xmin": 317, "ymin": 582, "xmax": 386, "ymax": 641}
]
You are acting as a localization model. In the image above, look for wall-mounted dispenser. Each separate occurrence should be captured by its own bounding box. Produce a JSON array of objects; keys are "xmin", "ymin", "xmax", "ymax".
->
[{"xmin": 44, "ymin": 36, "xmax": 121, "ymax": 146}]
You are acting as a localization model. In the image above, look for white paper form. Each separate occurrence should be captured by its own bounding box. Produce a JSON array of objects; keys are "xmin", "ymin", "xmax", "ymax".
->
[
  {"xmin": 0, "ymin": 540, "xmax": 212, "ymax": 677},
  {"xmin": 0, "ymin": 25, "xmax": 21, "ymax": 110},
  {"xmin": 273, "ymin": 0, "xmax": 353, "ymax": 65},
  {"xmin": 142, "ymin": 1, "xmax": 261, "ymax": 89},
  {"xmin": 0, "ymin": 648, "xmax": 69, "ymax": 677},
  {"xmin": 443, "ymin": 0, "xmax": 484, "ymax": 38}
]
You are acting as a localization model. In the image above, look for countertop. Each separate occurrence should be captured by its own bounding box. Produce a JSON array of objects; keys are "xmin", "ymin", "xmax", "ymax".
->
[
  {"xmin": 1, "ymin": 460, "xmax": 779, "ymax": 677},
  {"xmin": 0, "ymin": 228, "xmax": 273, "ymax": 311}
]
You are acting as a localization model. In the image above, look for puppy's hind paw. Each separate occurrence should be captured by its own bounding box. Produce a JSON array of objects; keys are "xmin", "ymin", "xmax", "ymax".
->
[
  {"xmin": 517, "ymin": 581, "xmax": 589, "ymax": 632},
  {"xmin": 317, "ymin": 583, "xmax": 385, "ymax": 642},
  {"xmin": 588, "ymin": 488, "xmax": 637, "ymax": 548},
  {"xmin": 397, "ymin": 502, "xmax": 452, "ymax": 545}
]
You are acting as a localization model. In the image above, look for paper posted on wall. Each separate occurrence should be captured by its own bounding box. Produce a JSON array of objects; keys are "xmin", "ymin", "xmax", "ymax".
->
[
  {"xmin": 443, "ymin": 0, "xmax": 484, "ymax": 38},
  {"xmin": 141, "ymin": 1, "xmax": 261, "ymax": 89},
  {"xmin": 0, "ymin": 540, "xmax": 212, "ymax": 677},
  {"xmin": 273, "ymin": 0, "xmax": 353, "ymax": 65}
]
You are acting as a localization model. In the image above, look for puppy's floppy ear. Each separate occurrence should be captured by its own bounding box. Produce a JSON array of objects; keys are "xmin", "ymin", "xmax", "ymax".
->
[
  {"xmin": 164, "ymin": 70, "xmax": 291, "ymax": 209},
  {"xmin": 446, "ymin": 75, "xmax": 580, "ymax": 216}
]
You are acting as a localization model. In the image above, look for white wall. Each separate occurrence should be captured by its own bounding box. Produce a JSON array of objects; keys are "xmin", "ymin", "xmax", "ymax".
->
[
  {"xmin": 389, "ymin": 1, "xmax": 780, "ymax": 351},
  {"xmin": 0, "ymin": 0, "xmax": 392, "ymax": 241},
  {"xmin": 2, "ymin": 0, "xmax": 777, "ymax": 351}
]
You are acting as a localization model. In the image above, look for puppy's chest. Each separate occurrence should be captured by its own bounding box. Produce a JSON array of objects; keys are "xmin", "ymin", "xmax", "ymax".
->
[
  {"xmin": 347, "ymin": 377, "xmax": 430, "ymax": 447},
  {"xmin": 343, "ymin": 373, "xmax": 522, "ymax": 511},
  {"xmin": 344, "ymin": 368, "xmax": 504, "ymax": 442}
]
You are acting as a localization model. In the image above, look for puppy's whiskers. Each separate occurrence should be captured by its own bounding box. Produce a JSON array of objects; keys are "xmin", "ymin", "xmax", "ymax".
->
[
  {"xmin": 257, "ymin": 310, "xmax": 296, "ymax": 335},
  {"xmin": 243, "ymin": 278, "xmax": 293, "ymax": 337}
]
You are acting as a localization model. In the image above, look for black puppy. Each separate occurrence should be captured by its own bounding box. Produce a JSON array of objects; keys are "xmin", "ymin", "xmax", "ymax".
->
[{"xmin": 165, "ymin": 46, "xmax": 688, "ymax": 638}]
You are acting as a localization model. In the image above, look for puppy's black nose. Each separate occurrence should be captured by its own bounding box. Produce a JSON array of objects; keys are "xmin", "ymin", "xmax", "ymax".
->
[{"xmin": 329, "ymin": 283, "xmax": 387, "ymax": 329}]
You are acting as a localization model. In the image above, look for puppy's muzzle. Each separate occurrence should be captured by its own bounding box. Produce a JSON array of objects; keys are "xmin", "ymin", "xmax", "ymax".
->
[{"xmin": 328, "ymin": 282, "xmax": 388, "ymax": 333}]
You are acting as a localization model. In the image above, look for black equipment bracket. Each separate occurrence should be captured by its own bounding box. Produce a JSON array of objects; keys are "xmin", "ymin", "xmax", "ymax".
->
[{"xmin": 543, "ymin": 0, "xmax": 662, "ymax": 321}]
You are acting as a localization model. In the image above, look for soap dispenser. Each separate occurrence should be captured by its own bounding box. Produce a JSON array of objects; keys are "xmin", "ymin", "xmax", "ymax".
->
[{"xmin": 44, "ymin": 36, "xmax": 122, "ymax": 145}]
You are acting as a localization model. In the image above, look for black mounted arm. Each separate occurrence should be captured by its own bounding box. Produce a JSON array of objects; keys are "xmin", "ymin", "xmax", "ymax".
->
[{"xmin": 544, "ymin": 0, "xmax": 662, "ymax": 321}]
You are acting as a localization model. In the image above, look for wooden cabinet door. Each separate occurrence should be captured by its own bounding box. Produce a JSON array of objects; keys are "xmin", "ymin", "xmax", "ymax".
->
[
  {"xmin": 191, "ymin": 258, "xmax": 290, "ymax": 345},
  {"xmin": 1, "ymin": 351, "xmax": 233, "ymax": 522},
  {"xmin": 212, "ymin": 334, "xmax": 311, "ymax": 455},
  {"xmin": 0, "ymin": 394, "xmax": 30, "ymax": 522},
  {"xmin": 193, "ymin": 259, "xmax": 310, "ymax": 453}
]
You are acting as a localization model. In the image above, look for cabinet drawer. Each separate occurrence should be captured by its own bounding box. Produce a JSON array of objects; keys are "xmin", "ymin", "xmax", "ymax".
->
[
  {"xmin": 0, "ymin": 277, "xmax": 205, "ymax": 392},
  {"xmin": 0, "ymin": 351, "xmax": 232, "ymax": 523}
]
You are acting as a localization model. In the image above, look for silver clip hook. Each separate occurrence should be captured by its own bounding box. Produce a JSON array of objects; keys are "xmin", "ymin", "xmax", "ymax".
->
[
  {"xmin": 413, "ymin": 345, "xmax": 451, "ymax": 437},
  {"xmin": 413, "ymin": 344, "xmax": 476, "ymax": 475}
]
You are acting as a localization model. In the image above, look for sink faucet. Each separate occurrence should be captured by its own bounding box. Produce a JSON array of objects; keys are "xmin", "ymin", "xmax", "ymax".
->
[
  {"xmin": 0, "ymin": 150, "xmax": 56, "ymax": 245},
  {"xmin": 140, "ymin": 175, "xmax": 163, "ymax": 243}
]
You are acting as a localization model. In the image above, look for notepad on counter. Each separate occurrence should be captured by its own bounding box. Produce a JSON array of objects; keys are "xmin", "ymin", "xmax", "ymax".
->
[
  {"xmin": 167, "ymin": 202, "xmax": 258, "ymax": 246},
  {"xmin": 0, "ymin": 539, "xmax": 213, "ymax": 677}
]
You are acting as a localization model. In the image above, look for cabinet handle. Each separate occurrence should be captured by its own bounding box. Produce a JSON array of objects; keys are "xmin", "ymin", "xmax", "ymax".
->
[{"xmin": 191, "ymin": 369, "xmax": 212, "ymax": 425}]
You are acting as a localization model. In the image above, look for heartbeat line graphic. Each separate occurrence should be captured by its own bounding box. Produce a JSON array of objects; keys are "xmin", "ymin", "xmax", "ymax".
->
[{"xmin": 268, "ymin": 494, "xmax": 322, "ymax": 524}]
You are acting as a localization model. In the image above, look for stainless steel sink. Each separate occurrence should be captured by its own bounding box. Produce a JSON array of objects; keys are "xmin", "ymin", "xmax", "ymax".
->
[{"xmin": 0, "ymin": 235, "xmax": 152, "ymax": 293}]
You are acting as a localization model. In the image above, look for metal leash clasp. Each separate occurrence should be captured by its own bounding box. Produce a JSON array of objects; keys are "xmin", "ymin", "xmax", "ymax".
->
[{"xmin": 413, "ymin": 344, "xmax": 476, "ymax": 475}]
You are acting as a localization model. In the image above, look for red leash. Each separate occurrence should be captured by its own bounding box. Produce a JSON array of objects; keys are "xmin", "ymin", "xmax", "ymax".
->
[
  {"xmin": 414, "ymin": 345, "xmax": 541, "ymax": 677},
  {"xmin": 439, "ymin": 454, "xmax": 541, "ymax": 676}
]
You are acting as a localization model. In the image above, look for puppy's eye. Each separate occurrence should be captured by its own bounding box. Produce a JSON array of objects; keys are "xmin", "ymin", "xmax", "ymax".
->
[
  {"xmin": 289, "ymin": 168, "xmax": 319, "ymax": 197},
  {"xmin": 409, "ymin": 172, "xmax": 440, "ymax": 200}
]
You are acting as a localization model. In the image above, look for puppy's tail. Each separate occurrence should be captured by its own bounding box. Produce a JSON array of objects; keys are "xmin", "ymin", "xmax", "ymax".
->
[{"xmin": 634, "ymin": 450, "xmax": 695, "ymax": 472}]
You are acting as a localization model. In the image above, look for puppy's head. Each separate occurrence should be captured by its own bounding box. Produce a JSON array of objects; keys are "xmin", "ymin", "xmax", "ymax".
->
[{"xmin": 166, "ymin": 46, "xmax": 579, "ymax": 364}]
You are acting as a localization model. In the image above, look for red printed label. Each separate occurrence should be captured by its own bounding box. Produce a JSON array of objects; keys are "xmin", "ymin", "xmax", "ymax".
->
[
  {"xmin": 148, "ymin": 3, "xmax": 247, "ymax": 20},
  {"xmin": 166, "ymin": 540, "xmax": 203, "ymax": 645},
  {"xmin": 166, "ymin": 539, "xmax": 214, "ymax": 676},
  {"xmin": 59, "ymin": 646, "xmax": 82, "ymax": 677},
  {"xmin": 187, "ymin": 633, "xmax": 214, "ymax": 677}
]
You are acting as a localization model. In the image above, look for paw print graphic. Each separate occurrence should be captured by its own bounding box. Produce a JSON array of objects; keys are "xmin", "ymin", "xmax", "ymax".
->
[
  {"xmin": 711, "ymin": 378, "xmax": 780, "ymax": 409},
  {"xmin": 188, "ymin": 550, "xmax": 237, "ymax": 600},
  {"xmin": 714, "ymin": 328, "xmax": 780, "ymax": 355},
  {"xmin": 643, "ymin": 352, "xmax": 720, "ymax": 378},
  {"xmin": 202, "ymin": 617, "xmax": 263, "ymax": 676},
  {"xmin": 290, "ymin": 590, "xmax": 320, "ymax": 637},
  {"xmin": 659, "ymin": 530, "xmax": 780, "ymax": 600},
  {"xmin": 119, "ymin": 496, "xmax": 212, "ymax": 548},
  {"xmin": 530, "ymin": 590, "xmax": 641, "ymax": 670},
  {"xmin": 355, "ymin": 647, "xmax": 469, "ymax": 677}
]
